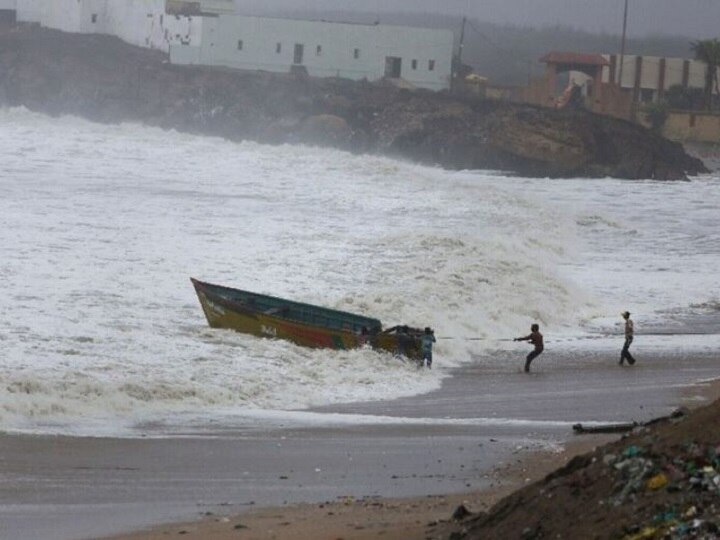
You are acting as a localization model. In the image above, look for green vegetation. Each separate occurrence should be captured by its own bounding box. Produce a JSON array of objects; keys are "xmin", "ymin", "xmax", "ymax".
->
[
  {"xmin": 643, "ymin": 101, "xmax": 669, "ymax": 132},
  {"xmin": 690, "ymin": 38, "xmax": 720, "ymax": 110},
  {"xmin": 665, "ymin": 85, "xmax": 705, "ymax": 111}
]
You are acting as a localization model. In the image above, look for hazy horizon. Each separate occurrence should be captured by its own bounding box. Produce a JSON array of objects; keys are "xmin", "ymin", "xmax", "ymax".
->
[{"xmin": 233, "ymin": 0, "xmax": 720, "ymax": 40}]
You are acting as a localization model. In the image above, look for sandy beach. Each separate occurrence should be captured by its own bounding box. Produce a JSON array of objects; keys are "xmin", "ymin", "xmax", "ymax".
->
[
  {"xmin": 102, "ymin": 369, "xmax": 720, "ymax": 540},
  {"xmin": 1, "ymin": 349, "xmax": 718, "ymax": 540},
  {"xmin": 101, "ymin": 435, "xmax": 615, "ymax": 540}
]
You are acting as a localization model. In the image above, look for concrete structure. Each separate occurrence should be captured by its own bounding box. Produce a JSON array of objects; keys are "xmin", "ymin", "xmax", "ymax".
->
[
  {"xmin": 643, "ymin": 111, "xmax": 720, "ymax": 143},
  {"xmin": 515, "ymin": 51, "xmax": 634, "ymax": 120},
  {"xmin": 170, "ymin": 15, "xmax": 454, "ymax": 91},
  {"xmin": 0, "ymin": 0, "xmax": 15, "ymax": 23},
  {"xmin": 167, "ymin": 0, "xmax": 233, "ymax": 14},
  {"xmin": 12, "ymin": 0, "xmax": 218, "ymax": 51},
  {"xmin": 12, "ymin": 1, "xmax": 452, "ymax": 91},
  {"xmin": 603, "ymin": 54, "xmax": 718, "ymax": 103},
  {"xmin": 513, "ymin": 50, "xmax": 720, "ymax": 125}
]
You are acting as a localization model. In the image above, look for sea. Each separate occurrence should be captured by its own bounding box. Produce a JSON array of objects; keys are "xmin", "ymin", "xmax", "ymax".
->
[{"xmin": 1, "ymin": 107, "xmax": 719, "ymax": 438}]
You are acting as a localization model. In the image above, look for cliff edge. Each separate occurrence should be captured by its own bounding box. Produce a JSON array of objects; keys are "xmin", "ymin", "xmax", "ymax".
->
[{"xmin": 0, "ymin": 25, "xmax": 708, "ymax": 180}]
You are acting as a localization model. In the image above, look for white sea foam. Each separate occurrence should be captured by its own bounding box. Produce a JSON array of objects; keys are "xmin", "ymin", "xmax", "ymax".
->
[{"xmin": 1, "ymin": 108, "xmax": 719, "ymax": 435}]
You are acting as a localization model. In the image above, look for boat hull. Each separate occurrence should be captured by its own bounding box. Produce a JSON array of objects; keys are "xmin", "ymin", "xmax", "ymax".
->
[{"xmin": 191, "ymin": 278, "xmax": 421, "ymax": 359}]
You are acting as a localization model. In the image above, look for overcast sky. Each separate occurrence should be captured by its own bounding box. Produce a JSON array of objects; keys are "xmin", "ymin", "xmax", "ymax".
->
[{"xmin": 234, "ymin": 0, "xmax": 720, "ymax": 39}]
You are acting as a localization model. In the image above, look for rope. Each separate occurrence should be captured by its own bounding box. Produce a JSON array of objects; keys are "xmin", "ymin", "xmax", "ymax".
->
[{"xmin": 437, "ymin": 337, "xmax": 514, "ymax": 341}]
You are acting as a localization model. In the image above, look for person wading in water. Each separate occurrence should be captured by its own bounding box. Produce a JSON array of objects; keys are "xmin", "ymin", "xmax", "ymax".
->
[
  {"xmin": 420, "ymin": 327, "xmax": 436, "ymax": 369},
  {"xmin": 514, "ymin": 324, "xmax": 544, "ymax": 373},
  {"xmin": 619, "ymin": 311, "xmax": 636, "ymax": 366}
]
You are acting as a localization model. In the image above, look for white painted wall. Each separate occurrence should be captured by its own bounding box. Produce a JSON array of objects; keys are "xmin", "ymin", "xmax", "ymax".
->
[
  {"xmin": 14, "ymin": 0, "xmax": 202, "ymax": 51},
  {"xmin": 172, "ymin": 15, "xmax": 453, "ymax": 90},
  {"xmin": 639, "ymin": 56, "xmax": 661, "ymax": 89},
  {"xmin": 686, "ymin": 60, "xmax": 708, "ymax": 90},
  {"xmin": 603, "ymin": 54, "xmax": 720, "ymax": 96},
  {"xmin": 40, "ymin": 0, "xmax": 84, "ymax": 33},
  {"xmin": 0, "ymin": 0, "xmax": 16, "ymax": 10},
  {"xmin": 16, "ymin": 0, "xmax": 41, "ymax": 22},
  {"xmin": 197, "ymin": 0, "xmax": 233, "ymax": 13},
  {"xmin": 664, "ymin": 58, "xmax": 686, "ymax": 88}
]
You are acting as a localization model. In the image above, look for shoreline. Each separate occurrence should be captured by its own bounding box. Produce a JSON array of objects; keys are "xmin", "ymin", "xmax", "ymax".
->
[
  {"xmin": 1, "ymin": 350, "xmax": 717, "ymax": 540},
  {"xmin": 102, "ymin": 374, "xmax": 720, "ymax": 540},
  {"xmin": 103, "ymin": 435, "xmax": 617, "ymax": 540}
]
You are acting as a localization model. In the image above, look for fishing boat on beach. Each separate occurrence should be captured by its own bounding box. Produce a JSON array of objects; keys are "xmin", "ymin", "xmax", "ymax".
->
[{"xmin": 190, "ymin": 278, "xmax": 424, "ymax": 359}]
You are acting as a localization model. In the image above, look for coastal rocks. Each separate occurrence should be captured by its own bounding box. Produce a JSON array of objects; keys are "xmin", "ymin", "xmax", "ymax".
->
[
  {"xmin": 0, "ymin": 24, "xmax": 709, "ymax": 180},
  {"xmin": 296, "ymin": 114, "xmax": 353, "ymax": 147},
  {"xmin": 370, "ymin": 98, "xmax": 707, "ymax": 179}
]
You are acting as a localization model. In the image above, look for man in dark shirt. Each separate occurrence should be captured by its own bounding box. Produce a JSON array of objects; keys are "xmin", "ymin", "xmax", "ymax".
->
[
  {"xmin": 619, "ymin": 311, "xmax": 636, "ymax": 366},
  {"xmin": 514, "ymin": 323, "xmax": 544, "ymax": 373}
]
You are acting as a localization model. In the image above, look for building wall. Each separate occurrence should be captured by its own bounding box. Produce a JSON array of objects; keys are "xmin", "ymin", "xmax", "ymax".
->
[
  {"xmin": 664, "ymin": 58, "xmax": 686, "ymax": 89},
  {"xmin": 104, "ymin": 0, "xmax": 201, "ymax": 50},
  {"xmin": 14, "ymin": 0, "xmax": 201, "ymax": 51},
  {"xmin": 171, "ymin": 15, "xmax": 453, "ymax": 91},
  {"xmin": 662, "ymin": 111, "xmax": 720, "ymax": 143},
  {"xmin": 16, "ymin": 0, "xmax": 41, "ymax": 22},
  {"xmin": 0, "ymin": 0, "xmax": 15, "ymax": 10},
  {"xmin": 196, "ymin": 0, "xmax": 233, "ymax": 13},
  {"xmin": 603, "ymin": 54, "xmax": 719, "ymax": 102}
]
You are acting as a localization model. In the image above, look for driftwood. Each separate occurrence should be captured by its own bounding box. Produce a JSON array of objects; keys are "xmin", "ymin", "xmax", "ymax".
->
[
  {"xmin": 572, "ymin": 407, "xmax": 688, "ymax": 435},
  {"xmin": 572, "ymin": 422, "xmax": 637, "ymax": 434}
]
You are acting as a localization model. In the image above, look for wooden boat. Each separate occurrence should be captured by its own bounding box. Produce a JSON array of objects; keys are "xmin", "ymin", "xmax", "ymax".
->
[{"xmin": 191, "ymin": 278, "xmax": 423, "ymax": 359}]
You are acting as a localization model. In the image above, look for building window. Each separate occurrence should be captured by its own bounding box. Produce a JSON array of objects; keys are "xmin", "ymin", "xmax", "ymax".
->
[
  {"xmin": 91, "ymin": 13, "xmax": 98, "ymax": 23},
  {"xmin": 411, "ymin": 59, "xmax": 417, "ymax": 70},
  {"xmin": 276, "ymin": 42, "xmax": 282, "ymax": 54},
  {"xmin": 316, "ymin": 45, "xmax": 322, "ymax": 56},
  {"xmin": 354, "ymin": 48, "xmax": 360, "ymax": 59},
  {"xmin": 237, "ymin": 39, "xmax": 243, "ymax": 51},
  {"xmin": 428, "ymin": 59, "xmax": 435, "ymax": 71}
]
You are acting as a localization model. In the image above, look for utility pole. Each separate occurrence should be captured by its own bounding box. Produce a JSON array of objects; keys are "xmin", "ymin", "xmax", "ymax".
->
[
  {"xmin": 617, "ymin": 0, "xmax": 629, "ymax": 87},
  {"xmin": 453, "ymin": 15, "xmax": 467, "ymax": 92},
  {"xmin": 458, "ymin": 15, "xmax": 467, "ymax": 70}
]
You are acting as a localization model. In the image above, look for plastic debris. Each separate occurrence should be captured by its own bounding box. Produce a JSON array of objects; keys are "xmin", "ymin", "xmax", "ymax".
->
[
  {"xmin": 622, "ymin": 445, "xmax": 642, "ymax": 458},
  {"xmin": 646, "ymin": 473, "xmax": 668, "ymax": 490}
]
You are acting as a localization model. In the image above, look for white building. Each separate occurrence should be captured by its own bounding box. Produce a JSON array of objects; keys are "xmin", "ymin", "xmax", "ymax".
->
[
  {"xmin": 170, "ymin": 15, "xmax": 454, "ymax": 91},
  {"xmin": 12, "ymin": 0, "xmax": 223, "ymax": 51},
  {"xmin": 12, "ymin": 1, "xmax": 453, "ymax": 91}
]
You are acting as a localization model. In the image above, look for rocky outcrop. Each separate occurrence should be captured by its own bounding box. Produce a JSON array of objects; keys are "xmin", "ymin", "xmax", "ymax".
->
[
  {"xmin": 0, "ymin": 25, "xmax": 708, "ymax": 179},
  {"xmin": 366, "ymin": 97, "xmax": 707, "ymax": 179}
]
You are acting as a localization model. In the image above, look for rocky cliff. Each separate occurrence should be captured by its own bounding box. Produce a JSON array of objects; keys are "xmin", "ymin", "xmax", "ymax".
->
[{"xmin": 0, "ymin": 25, "xmax": 708, "ymax": 179}]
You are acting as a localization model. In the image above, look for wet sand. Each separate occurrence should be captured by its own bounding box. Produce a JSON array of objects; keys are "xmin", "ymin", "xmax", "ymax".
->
[
  {"xmin": 1, "ymin": 349, "xmax": 718, "ymax": 540},
  {"xmin": 101, "ymin": 434, "xmax": 617, "ymax": 540}
]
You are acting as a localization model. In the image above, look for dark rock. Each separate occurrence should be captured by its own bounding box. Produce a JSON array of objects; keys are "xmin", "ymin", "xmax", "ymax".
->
[
  {"xmin": 452, "ymin": 504, "xmax": 472, "ymax": 520},
  {"xmin": 297, "ymin": 114, "xmax": 352, "ymax": 148}
]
